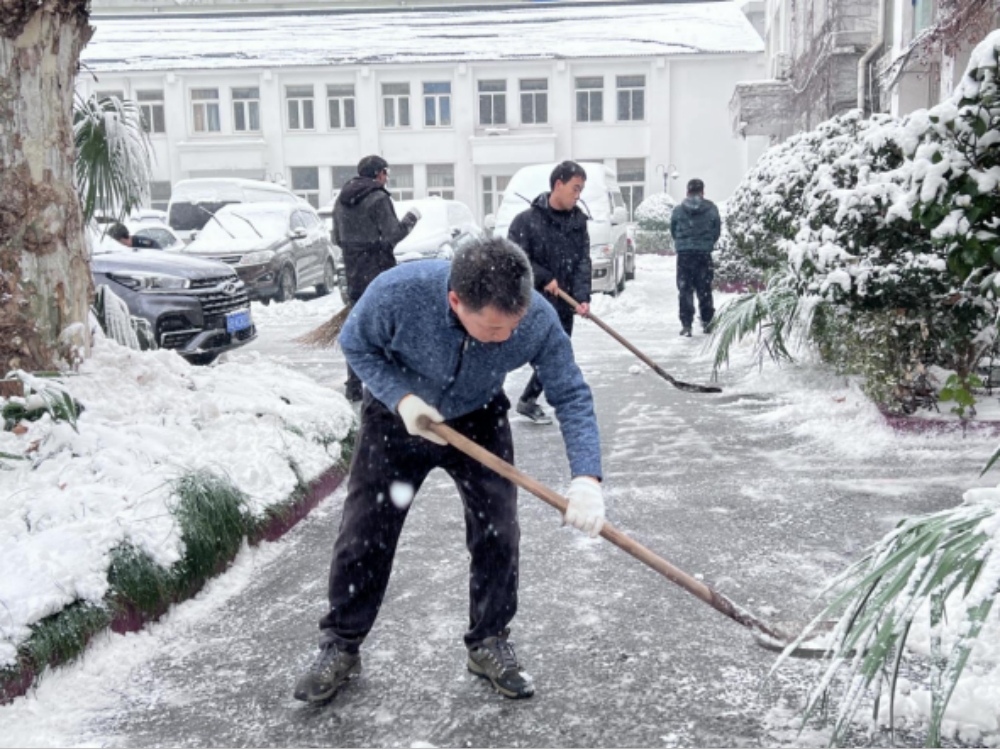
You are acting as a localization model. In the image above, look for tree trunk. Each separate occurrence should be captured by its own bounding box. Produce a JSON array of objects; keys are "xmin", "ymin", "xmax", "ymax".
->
[{"xmin": 0, "ymin": 0, "xmax": 93, "ymax": 376}]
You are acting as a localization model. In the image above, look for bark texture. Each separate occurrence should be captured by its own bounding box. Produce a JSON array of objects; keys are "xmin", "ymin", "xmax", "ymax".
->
[{"xmin": 1, "ymin": 0, "xmax": 93, "ymax": 375}]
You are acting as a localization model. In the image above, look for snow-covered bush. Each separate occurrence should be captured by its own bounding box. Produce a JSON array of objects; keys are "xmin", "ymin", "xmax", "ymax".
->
[
  {"xmin": 633, "ymin": 192, "xmax": 675, "ymax": 254},
  {"xmin": 714, "ymin": 31, "xmax": 1000, "ymax": 414}
]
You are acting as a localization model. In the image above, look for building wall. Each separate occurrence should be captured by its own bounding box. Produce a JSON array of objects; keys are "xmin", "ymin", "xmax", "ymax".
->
[{"xmin": 81, "ymin": 51, "xmax": 766, "ymax": 218}]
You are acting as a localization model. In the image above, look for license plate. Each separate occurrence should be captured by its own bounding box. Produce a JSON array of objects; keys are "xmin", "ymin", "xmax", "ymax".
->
[{"xmin": 226, "ymin": 309, "xmax": 251, "ymax": 333}]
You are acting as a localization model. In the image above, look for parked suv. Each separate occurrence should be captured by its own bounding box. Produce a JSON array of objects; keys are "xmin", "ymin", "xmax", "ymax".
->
[
  {"xmin": 168, "ymin": 178, "xmax": 300, "ymax": 243},
  {"xmin": 89, "ymin": 225, "xmax": 257, "ymax": 365},
  {"xmin": 494, "ymin": 162, "xmax": 634, "ymax": 295},
  {"xmin": 181, "ymin": 202, "xmax": 339, "ymax": 303}
]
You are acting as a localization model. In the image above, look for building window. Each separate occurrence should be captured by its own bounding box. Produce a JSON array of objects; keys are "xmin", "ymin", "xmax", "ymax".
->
[
  {"xmin": 232, "ymin": 87, "xmax": 260, "ymax": 133},
  {"xmin": 575, "ymin": 77, "xmax": 604, "ymax": 123},
  {"xmin": 191, "ymin": 88, "xmax": 221, "ymax": 133},
  {"xmin": 617, "ymin": 75, "xmax": 645, "ymax": 121},
  {"xmin": 423, "ymin": 82, "xmax": 452, "ymax": 127},
  {"xmin": 428, "ymin": 164, "xmax": 455, "ymax": 199},
  {"xmin": 291, "ymin": 167, "xmax": 320, "ymax": 208},
  {"xmin": 150, "ymin": 181, "xmax": 172, "ymax": 212},
  {"xmin": 482, "ymin": 175, "xmax": 510, "ymax": 218},
  {"xmin": 387, "ymin": 165, "xmax": 414, "ymax": 201},
  {"xmin": 382, "ymin": 83, "xmax": 411, "ymax": 128},
  {"xmin": 286, "ymin": 85, "xmax": 315, "ymax": 131},
  {"xmin": 617, "ymin": 159, "xmax": 645, "ymax": 220},
  {"xmin": 913, "ymin": 0, "xmax": 935, "ymax": 33},
  {"xmin": 478, "ymin": 80, "xmax": 507, "ymax": 126},
  {"xmin": 520, "ymin": 79, "xmax": 548, "ymax": 125},
  {"xmin": 326, "ymin": 84, "xmax": 356, "ymax": 129},
  {"xmin": 136, "ymin": 90, "xmax": 165, "ymax": 134},
  {"xmin": 332, "ymin": 165, "xmax": 356, "ymax": 195}
]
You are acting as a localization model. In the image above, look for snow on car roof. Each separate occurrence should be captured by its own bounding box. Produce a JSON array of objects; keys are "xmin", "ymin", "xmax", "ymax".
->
[{"xmin": 83, "ymin": 2, "xmax": 763, "ymax": 72}]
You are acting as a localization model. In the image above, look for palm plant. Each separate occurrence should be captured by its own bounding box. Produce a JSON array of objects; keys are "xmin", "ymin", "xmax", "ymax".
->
[
  {"xmin": 776, "ymin": 495, "xmax": 999, "ymax": 746},
  {"xmin": 73, "ymin": 92, "xmax": 152, "ymax": 224}
]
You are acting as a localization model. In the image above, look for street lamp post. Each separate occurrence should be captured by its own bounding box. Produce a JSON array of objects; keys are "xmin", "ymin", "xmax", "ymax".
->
[{"xmin": 655, "ymin": 163, "xmax": 680, "ymax": 193}]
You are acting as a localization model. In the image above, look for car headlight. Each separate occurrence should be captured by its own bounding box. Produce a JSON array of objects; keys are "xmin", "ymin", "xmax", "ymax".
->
[
  {"xmin": 590, "ymin": 245, "xmax": 613, "ymax": 259},
  {"xmin": 108, "ymin": 272, "xmax": 191, "ymax": 291},
  {"xmin": 240, "ymin": 250, "xmax": 275, "ymax": 266}
]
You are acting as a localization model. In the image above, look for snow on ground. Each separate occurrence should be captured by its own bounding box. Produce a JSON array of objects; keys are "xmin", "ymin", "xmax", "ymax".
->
[
  {"xmin": 2, "ymin": 255, "xmax": 1000, "ymax": 745},
  {"xmin": 0, "ymin": 334, "xmax": 354, "ymax": 668},
  {"xmin": 83, "ymin": 2, "xmax": 763, "ymax": 73}
]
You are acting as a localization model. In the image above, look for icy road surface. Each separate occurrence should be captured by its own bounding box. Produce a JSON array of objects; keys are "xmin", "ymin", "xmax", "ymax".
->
[{"xmin": 3, "ymin": 256, "xmax": 996, "ymax": 747}]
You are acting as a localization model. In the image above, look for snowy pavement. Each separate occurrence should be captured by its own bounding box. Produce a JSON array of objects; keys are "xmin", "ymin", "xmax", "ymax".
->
[{"xmin": 3, "ymin": 255, "xmax": 998, "ymax": 747}]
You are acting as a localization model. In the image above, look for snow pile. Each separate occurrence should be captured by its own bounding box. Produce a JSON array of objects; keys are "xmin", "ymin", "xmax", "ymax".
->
[
  {"xmin": 634, "ymin": 193, "xmax": 676, "ymax": 255},
  {"xmin": 0, "ymin": 338, "xmax": 354, "ymax": 668}
]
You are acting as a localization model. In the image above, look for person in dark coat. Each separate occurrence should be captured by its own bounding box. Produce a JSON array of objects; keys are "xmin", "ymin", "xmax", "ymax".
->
[
  {"xmin": 333, "ymin": 155, "xmax": 420, "ymax": 401},
  {"xmin": 507, "ymin": 160, "xmax": 592, "ymax": 425},
  {"xmin": 670, "ymin": 178, "xmax": 721, "ymax": 336}
]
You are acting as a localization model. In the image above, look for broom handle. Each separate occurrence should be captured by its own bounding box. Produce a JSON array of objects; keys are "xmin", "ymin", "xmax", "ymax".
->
[{"xmin": 422, "ymin": 418, "xmax": 784, "ymax": 640}]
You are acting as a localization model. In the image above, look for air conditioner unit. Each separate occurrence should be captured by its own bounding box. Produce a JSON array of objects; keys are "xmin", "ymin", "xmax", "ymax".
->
[{"xmin": 771, "ymin": 52, "xmax": 792, "ymax": 81}]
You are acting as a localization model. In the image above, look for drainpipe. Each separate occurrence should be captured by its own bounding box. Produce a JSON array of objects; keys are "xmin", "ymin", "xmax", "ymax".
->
[{"xmin": 858, "ymin": 0, "xmax": 886, "ymax": 113}]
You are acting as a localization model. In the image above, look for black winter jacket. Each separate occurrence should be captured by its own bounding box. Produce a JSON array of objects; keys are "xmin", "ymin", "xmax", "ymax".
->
[
  {"xmin": 670, "ymin": 196, "xmax": 721, "ymax": 254},
  {"xmin": 507, "ymin": 193, "xmax": 592, "ymax": 312},
  {"xmin": 333, "ymin": 177, "xmax": 417, "ymax": 302}
]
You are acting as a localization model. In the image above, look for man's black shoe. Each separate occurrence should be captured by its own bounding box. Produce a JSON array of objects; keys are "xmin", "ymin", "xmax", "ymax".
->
[
  {"xmin": 293, "ymin": 644, "xmax": 362, "ymax": 703},
  {"xmin": 468, "ymin": 630, "xmax": 535, "ymax": 699},
  {"xmin": 516, "ymin": 399, "xmax": 553, "ymax": 425},
  {"xmin": 701, "ymin": 319, "xmax": 714, "ymax": 334},
  {"xmin": 680, "ymin": 326, "xmax": 693, "ymax": 337}
]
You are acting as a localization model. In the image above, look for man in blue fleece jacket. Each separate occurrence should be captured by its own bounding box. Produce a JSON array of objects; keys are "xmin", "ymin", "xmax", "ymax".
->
[{"xmin": 294, "ymin": 237, "xmax": 604, "ymax": 704}]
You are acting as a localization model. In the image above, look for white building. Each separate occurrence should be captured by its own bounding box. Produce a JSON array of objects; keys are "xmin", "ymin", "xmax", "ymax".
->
[
  {"xmin": 730, "ymin": 0, "xmax": 999, "ymax": 140},
  {"xmin": 79, "ymin": 2, "xmax": 767, "ymax": 220}
]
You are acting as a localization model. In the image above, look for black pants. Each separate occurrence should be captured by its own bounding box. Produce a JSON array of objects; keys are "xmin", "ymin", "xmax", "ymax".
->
[
  {"xmin": 520, "ymin": 303, "xmax": 575, "ymax": 404},
  {"xmin": 677, "ymin": 253, "xmax": 715, "ymax": 328},
  {"xmin": 320, "ymin": 391, "xmax": 519, "ymax": 651},
  {"xmin": 345, "ymin": 365, "xmax": 362, "ymax": 401}
]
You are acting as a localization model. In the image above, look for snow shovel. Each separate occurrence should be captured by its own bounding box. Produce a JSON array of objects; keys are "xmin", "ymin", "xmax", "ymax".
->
[
  {"xmin": 420, "ymin": 417, "xmax": 834, "ymax": 659},
  {"xmin": 554, "ymin": 290, "xmax": 721, "ymax": 394}
]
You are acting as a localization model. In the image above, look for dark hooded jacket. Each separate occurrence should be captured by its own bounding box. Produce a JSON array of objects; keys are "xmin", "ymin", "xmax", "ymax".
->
[
  {"xmin": 333, "ymin": 176, "xmax": 417, "ymax": 302},
  {"xmin": 670, "ymin": 195, "xmax": 721, "ymax": 254},
  {"xmin": 507, "ymin": 192, "xmax": 592, "ymax": 314}
]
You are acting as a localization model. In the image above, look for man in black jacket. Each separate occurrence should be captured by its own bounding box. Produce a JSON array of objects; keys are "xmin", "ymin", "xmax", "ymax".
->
[
  {"xmin": 507, "ymin": 161, "xmax": 592, "ymax": 425},
  {"xmin": 333, "ymin": 155, "xmax": 420, "ymax": 402},
  {"xmin": 670, "ymin": 178, "xmax": 721, "ymax": 336}
]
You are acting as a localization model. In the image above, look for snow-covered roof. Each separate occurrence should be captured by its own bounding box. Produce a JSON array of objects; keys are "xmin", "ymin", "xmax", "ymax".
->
[{"xmin": 83, "ymin": 1, "xmax": 764, "ymax": 73}]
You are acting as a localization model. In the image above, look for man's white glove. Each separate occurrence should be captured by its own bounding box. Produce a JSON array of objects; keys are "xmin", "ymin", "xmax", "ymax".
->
[
  {"xmin": 397, "ymin": 394, "xmax": 446, "ymax": 445},
  {"xmin": 564, "ymin": 477, "xmax": 605, "ymax": 538}
]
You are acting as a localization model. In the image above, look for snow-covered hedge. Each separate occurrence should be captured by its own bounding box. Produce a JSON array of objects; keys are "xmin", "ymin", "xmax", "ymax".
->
[
  {"xmin": 633, "ymin": 192, "xmax": 675, "ymax": 254},
  {"xmin": 714, "ymin": 30, "xmax": 1000, "ymax": 413},
  {"xmin": 0, "ymin": 336, "xmax": 355, "ymax": 674}
]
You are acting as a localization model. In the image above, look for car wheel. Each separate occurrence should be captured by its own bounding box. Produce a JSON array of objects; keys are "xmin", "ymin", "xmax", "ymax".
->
[
  {"xmin": 187, "ymin": 352, "xmax": 218, "ymax": 366},
  {"xmin": 276, "ymin": 266, "xmax": 296, "ymax": 303},
  {"xmin": 625, "ymin": 252, "xmax": 636, "ymax": 281},
  {"xmin": 617, "ymin": 258, "xmax": 627, "ymax": 293},
  {"xmin": 608, "ymin": 255, "xmax": 621, "ymax": 297},
  {"xmin": 316, "ymin": 260, "xmax": 337, "ymax": 296}
]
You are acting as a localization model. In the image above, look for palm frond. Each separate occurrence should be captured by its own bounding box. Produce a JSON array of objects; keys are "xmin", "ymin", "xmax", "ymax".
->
[
  {"xmin": 709, "ymin": 281, "xmax": 820, "ymax": 373},
  {"xmin": 73, "ymin": 93, "xmax": 152, "ymax": 224},
  {"xmin": 774, "ymin": 498, "xmax": 999, "ymax": 746}
]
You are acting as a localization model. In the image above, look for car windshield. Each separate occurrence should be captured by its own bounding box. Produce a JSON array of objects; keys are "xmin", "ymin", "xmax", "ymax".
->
[
  {"xmin": 168, "ymin": 201, "xmax": 240, "ymax": 232},
  {"xmin": 197, "ymin": 209, "xmax": 288, "ymax": 242}
]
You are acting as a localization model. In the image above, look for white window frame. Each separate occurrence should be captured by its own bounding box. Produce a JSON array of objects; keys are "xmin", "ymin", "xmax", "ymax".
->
[
  {"xmin": 382, "ymin": 83, "xmax": 411, "ymax": 129},
  {"xmin": 149, "ymin": 181, "xmax": 172, "ymax": 212},
  {"xmin": 482, "ymin": 175, "xmax": 510, "ymax": 219},
  {"xmin": 423, "ymin": 82, "xmax": 452, "ymax": 128},
  {"xmin": 191, "ymin": 88, "xmax": 221, "ymax": 133},
  {"xmin": 427, "ymin": 164, "xmax": 455, "ymax": 199},
  {"xmin": 616, "ymin": 75, "xmax": 646, "ymax": 122},
  {"xmin": 519, "ymin": 79, "xmax": 548, "ymax": 125},
  {"xmin": 136, "ymin": 90, "xmax": 165, "ymax": 134},
  {"xmin": 387, "ymin": 165, "xmax": 415, "ymax": 201},
  {"xmin": 575, "ymin": 77, "xmax": 604, "ymax": 123},
  {"xmin": 617, "ymin": 159, "xmax": 646, "ymax": 221},
  {"xmin": 291, "ymin": 166, "xmax": 320, "ymax": 208},
  {"xmin": 326, "ymin": 84, "xmax": 356, "ymax": 129},
  {"xmin": 286, "ymin": 85, "xmax": 316, "ymax": 131},
  {"xmin": 232, "ymin": 87, "xmax": 261, "ymax": 133},
  {"xmin": 478, "ymin": 80, "xmax": 507, "ymax": 126}
]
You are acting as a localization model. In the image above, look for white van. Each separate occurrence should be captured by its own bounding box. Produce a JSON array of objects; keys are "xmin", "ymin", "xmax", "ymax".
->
[
  {"xmin": 493, "ymin": 162, "xmax": 635, "ymax": 295},
  {"xmin": 167, "ymin": 178, "xmax": 300, "ymax": 242}
]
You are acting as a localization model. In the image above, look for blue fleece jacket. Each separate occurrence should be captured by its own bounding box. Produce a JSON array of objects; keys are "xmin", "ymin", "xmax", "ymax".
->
[{"xmin": 339, "ymin": 260, "xmax": 602, "ymax": 479}]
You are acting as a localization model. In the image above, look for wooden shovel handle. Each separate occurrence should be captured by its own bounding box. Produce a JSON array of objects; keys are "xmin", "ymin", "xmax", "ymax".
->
[{"xmin": 421, "ymin": 418, "xmax": 782, "ymax": 640}]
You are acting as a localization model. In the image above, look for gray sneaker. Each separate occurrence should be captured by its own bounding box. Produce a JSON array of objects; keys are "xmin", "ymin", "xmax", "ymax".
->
[
  {"xmin": 467, "ymin": 630, "xmax": 535, "ymax": 699},
  {"xmin": 293, "ymin": 644, "xmax": 362, "ymax": 703},
  {"xmin": 516, "ymin": 400, "xmax": 553, "ymax": 425}
]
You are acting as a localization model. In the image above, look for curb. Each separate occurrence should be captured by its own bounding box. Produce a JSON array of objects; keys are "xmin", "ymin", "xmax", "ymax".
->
[
  {"xmin": 878, "ymin": 407, "xmax": 1000, "ymax": 436},
  {"xmin": 0, "ymin": 462, "xmax": 349, "ymax": 705}
]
